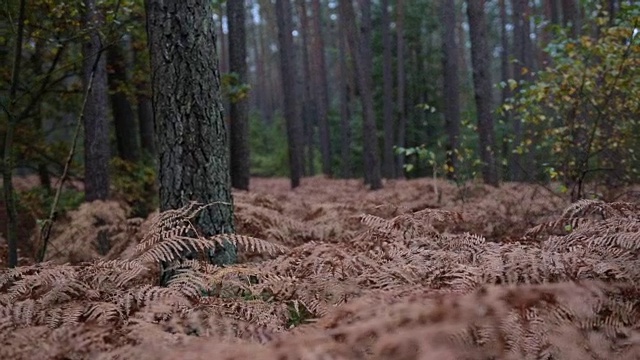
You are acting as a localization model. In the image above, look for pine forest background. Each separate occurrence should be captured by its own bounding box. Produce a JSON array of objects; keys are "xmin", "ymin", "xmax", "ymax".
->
[{"xmin": 2, "ymin": 0, "xmax": 640, "ymax": 359}]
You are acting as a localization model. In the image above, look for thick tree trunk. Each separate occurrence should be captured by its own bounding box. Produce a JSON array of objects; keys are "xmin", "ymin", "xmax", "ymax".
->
[
  {"xmin": 227, "ymin": 0, "xmax": 250, "ymax": 191},
  {"xmin": 441, "ymin": 0, "xmax": 461, "ymax": 181},
  {"xmin": 146, "ymin": 0, "xmax": 236, "ymax": 266},
  {"xmin": 381, "ymin": 0, "xmax": 395, "ymax": 179},
  {"xmin": 275, "ymin": 0, "xmax": 304, "ymax": 188},
  {"xmin": 107, "ymin": 43, "xmax": 140, "ymax": 163},
  {"xmin": 466, "ymin": 0, "xmax": 498, "ymax": 186},
  {"xmin": 83, "ymin": 0, "xmax": 111, "ymax": 201},
  {"xmin": 341, "ymin": 0, "xmax": 382, "ymax": 189},
  {"xmin": 310, "ymin": 0, "xmax": 332, "ymax": 176},
  {"xmin": 395, "ymin": 0, "xmax": 406, "ymax": 178}
]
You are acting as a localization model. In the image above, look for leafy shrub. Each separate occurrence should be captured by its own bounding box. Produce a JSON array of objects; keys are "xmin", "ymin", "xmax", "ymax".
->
[
  {"xmin": 109, "ymin": 157, "xmax": 157, "ymax": 217},
  {"xmin": 504, "ymin": 5, "xmax": 640, "ymax": 199}
]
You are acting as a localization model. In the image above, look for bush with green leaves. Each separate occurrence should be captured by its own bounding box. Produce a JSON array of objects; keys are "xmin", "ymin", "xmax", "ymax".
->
[{"xmin": 503, "ymin": 5, "xmax": 640, "ymax": 199}]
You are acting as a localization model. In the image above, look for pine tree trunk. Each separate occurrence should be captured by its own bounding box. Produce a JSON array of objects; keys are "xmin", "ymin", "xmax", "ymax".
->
[
  {"xmin": 499, "ymin": 0, "xmax": 513, "ymax": 180},
  {"xmin": 341, "ymin": 0, "xmax": 382, "ymax": 189},
  {"xmin": 146, "ymin": 0, "xmax": 236, "ymax": 266},
  {"xmin": 297, "ymin": 0, "xmax": 316, "ymax": 177},
  {"xmin": 441, "ymin": 0, "xmax": 461, "ymax": 181},
  {"xmin": 381, "ymin": 0, "xmax": 395, "ymax": 179},
  {"xmin": 83, "ymin": 0, "xmax": 111, "ymax": 202},
  {"xmin": 466, "ymin": 0, "xmax": 498, "ymax": 186},
  {"xmin": 227, "ymin": 0, "xmax": 250, "ymax": 191},
  {"xmin": 275, "ymin": 0, "xmax": 304, "ymax": 188},
  {"xmin": 395, "ymin": 0, "xmax": 406, "ymax": 178},
  {"xmin": 310, "ymin": 0, "xmax": 332, "ymax": 176},
  {"xmin": 107, "ymin": 43, "xmax": 140, "ymax": 163},
  {"xmin": 338, "ymin": 8, "xmax": 352, "ymax": 179}
]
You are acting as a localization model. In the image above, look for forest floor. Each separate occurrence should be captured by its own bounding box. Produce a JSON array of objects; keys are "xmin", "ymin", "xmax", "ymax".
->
[{"xmin": 1, "ymin": 176, "xmax": 640, "ymax": 359}]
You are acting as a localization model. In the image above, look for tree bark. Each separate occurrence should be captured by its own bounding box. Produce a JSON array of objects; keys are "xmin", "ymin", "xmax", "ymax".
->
[
  {"xmin": 275, "ymin": 0, "xmax": 304, "ymax": 188},
  {"xmin": 310, "ymin": 0, "xmax": 332, "ymax": 176},
  {"xmin": 341, "ymin": 0, "xmax": 382, "ymax": 189},
  {"xmin": 395, "ymin": 0, "xmax": 406, "ymax": 178},
  {"xmin": 227, "ymin": 0, "xmax": 250, "ymax": 191},
  {"xmin": 83, "ymin": 0, "xmax": 111, "ymax": 201},
  {"xmin": 466, "ymin": 0, "xmax": 498, "ymax": 186},
  {"xmin": 441, "ymin": 0, "xmax": 461, "ymax": 181},
  {"xmin": 107, "ymin": 43, "xmax": 140, "ymax": 163},
  {"xmin": 381, "ymin": 0, "xmax": 395, "ymax": 179},
  {"xmin": 146, "ymin": 0, "xmax": 236, "ymax": 266}
]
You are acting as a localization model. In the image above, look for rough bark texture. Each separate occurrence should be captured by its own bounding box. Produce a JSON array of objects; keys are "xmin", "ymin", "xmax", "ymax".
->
[
  {"xmin": 310, "ymin": 0, "xmax": 332, "ymax": 176},
  {"xmin": 275, "ymin": 0, "xmax": 304, "ymax": 188},
  {"xmin": 227, "ymin": 0, "xmax": 250, "ymax": 191},
  {"xmin": 342, "ymin": 0, "xmax": 382, "ymax": 189},
  {"xmin": 395, "ymin": 0, "xmax": 406, "ymax": 178},
  {"xmin": 107, "ymin": 43, "xmax": 140, "ymax": 163},
  {"xmin": 466, "ymin": 0, "xmax": 498, "ymax": 186},
  {"xmin": 146, "ymin": 0, "xmax": 236, "ymax": 265},
  {"xmin": 381, "ymin": 0, "xmax": 395, "ymax": 179},
  {"xmin": 441, "ymin": 0, "xmax": 461, "ymax": 181},
  {"xmin": 83, "ymin": 0, "xmax": 111, "ymax": 202}
]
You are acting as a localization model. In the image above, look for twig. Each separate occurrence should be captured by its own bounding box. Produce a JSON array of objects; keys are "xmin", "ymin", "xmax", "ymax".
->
[{"xmin": 37, "ymin": 56, "xmax": 100, "ymax": 263}]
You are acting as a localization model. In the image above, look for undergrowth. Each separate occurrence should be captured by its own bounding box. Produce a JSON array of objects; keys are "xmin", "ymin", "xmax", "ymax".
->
[{"xmin": 1, "ymin": 177, "xmax": 639, "ymax": 359}]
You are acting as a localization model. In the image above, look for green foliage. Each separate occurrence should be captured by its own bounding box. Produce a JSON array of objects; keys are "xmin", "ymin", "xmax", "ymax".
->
[
  {"xmin": 503, "ymin": 5, "xmax": 640, "ymax": 197},
  {"xmin": 286, "ymin": 300, "xmax": 313, "ymax": 328},
  {"xmin": 109, "ymin": 157, "xmax": 157, "ymax": 217},
  {"xmin": 17, "ymin": 186, "xmax": 84, "ymax": 221},
  {"xmin": 249, "ymin": 114, "xmax": 290, "ymax": 177},
  {"xmin": 221, "ymin": 72, "xmax": 251, "ymax": 103}
]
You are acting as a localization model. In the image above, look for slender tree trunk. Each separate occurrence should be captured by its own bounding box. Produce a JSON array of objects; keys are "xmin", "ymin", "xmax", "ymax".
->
[
  {"xmin": 297, "ymin": 0, "xmax": 316, "ymax": 177},
  {"xmin": 146, "ymin": 0, "xmax": 236, "ymax": 267},
  {"xmin": 466, "ymin": 0, "xmax": 498, "ymax": 186},
  {"xmin": 380, "ymin": 0, "xmax": 395, "ymax": 179},
  {"xmin": 395, "ymin": 0, "xmax": 406, "ymax": 178},
  {"xmin": 275, "ymin": 0, "xmax": 304, "ymax": 188},
  {"xmin": 310, "ymin": 0, "xmax": 332, "ymax": 176},
  {"xmin": 499, "ymin": 0, "xmax": 512, "ymax": 181},
  {"xmin": 441, "ymin": 0, "xmax": 461, "ymax": 181},
  {"xmin": 343, "ymin": 0, "xmax": 382, "ymax": 189},
  {"xmin": 228, "ymin": 0, "xmax": 250, "ymax": 191},
  {"xmin": 3, "ymin": 0, "xmax": 26, "ymax": 267},
  {"xmin": 137, "ymin": 91, "xmax": 155, "ymax": 158},
  {"xmin": 107, "ymin": 43, "xmax": 140, "ymax": 163},
  {"xmin": 83, "ymin": 0, "xmax": 111, "ymax": 201},
  {"xmin": 562, "ymin": 0, "xmax": 581, "ymax": 37},
  {"xmin": 249, "ymin": 2, "xmax": 268, "ymax": 124},
  {"xmin": 338, "ymin": 4, "xmax": 352, "ymax": 179}
]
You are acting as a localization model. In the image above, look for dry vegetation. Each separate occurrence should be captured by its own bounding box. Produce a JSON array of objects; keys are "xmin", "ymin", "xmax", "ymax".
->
[{"xmin": 1, "ymin": 176, "xmax": 640, "ymax": 359}]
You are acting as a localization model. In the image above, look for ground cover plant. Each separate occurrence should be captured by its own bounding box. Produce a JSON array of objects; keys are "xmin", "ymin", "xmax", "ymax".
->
[{"xmin": 1, "ymin": 176, "xmax": 639, "ymax": 359}]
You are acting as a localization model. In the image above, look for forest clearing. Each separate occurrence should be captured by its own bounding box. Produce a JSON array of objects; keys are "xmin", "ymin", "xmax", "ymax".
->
[{"xmin": 2, "ymin": 176, "xmax": 640, "ymax": 359}]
